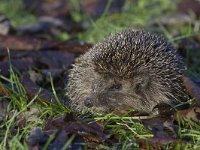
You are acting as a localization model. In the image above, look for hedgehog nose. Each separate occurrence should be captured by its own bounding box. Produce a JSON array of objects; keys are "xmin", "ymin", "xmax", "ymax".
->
[{"xmin": 84, "ymin": 97, "xmax": 93, "ymax": 108}]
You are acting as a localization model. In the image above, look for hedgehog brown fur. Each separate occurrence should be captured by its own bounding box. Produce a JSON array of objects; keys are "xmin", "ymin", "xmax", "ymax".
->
[{"xmin": 67, "ymin": 29, "xmax": 189, "ymax": 115}]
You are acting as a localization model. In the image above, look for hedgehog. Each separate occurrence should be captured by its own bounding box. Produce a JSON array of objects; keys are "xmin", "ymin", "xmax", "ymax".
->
[{"xmin": 66, "ymin": 29, "xmax": 189, "ymax": 115}]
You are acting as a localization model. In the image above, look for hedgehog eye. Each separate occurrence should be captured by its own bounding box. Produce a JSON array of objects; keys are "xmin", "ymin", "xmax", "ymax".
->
[
  {"xmin": 135, "ymin": 77, "xmax": 149, "ymax": 92},
  {"xmin": 110, "ymin": 84, "xmax": 122, "ymax": 90},
  {"xmin": 135, "ymin": 83, "xmax": 142, "ymax": 92}
]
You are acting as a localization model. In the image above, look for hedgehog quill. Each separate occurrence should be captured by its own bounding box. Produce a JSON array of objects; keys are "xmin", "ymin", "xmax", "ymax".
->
[{"xmin": 67, "ymin": 29, "xmax": 189, "ymax": 115}]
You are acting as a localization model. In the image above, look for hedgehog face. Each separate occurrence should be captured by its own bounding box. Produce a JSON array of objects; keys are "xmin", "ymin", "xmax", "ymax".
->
[
  {"xmin": 84, "ymin": 74, "xmax": 151, "ymax": 114},
  {"xmin": 80, "ymin": 71, "xmax": 171, "ymax": 114}
]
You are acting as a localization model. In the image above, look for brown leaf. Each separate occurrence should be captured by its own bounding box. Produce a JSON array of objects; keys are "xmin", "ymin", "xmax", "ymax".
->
[
  {"xmin": 182, "ymin": 76, "xmax": 200, "ymax": 106},
  {"xmin": 137, "ymin": 137, "xmax": 178, "ymax": 150},
  {"xmin": 49, "ymin": 129, "xmax": 72, "ymax": 149},
  {"xmin": 0, "ymin": 59, "xmax": 35, "ymax": 77},
  {"xmin": 45, "ymin": 114, "xmax": 107, "ymax": 144},
  {"xmin": 27, "ymin": 128, "xmax": 49, "ymax": 149},
  {"xmin": 80, "ymin": 0, "xmax": 124, "ymax": 19},
  {"xmin": 0, "ymin": 85, "xmax": 9, "ymax": 96},
  {"xmin": 0, "ymin": 49, "xmax": 75, "ymax": 77},
  {"xmin": 28, "ymin": 127, "xmax": 85, "ymax": 150},
  {"xmin": 28, "ymin": 114, "xmax": 111, "ymax": 149},
  {"xmin": 21, "ymin": 73, "xmax": 60, "ymax": 104},
  {"xmin": 177, "ymin": 38, "xmax": 200, "ymax": 59},
  {"xmin": 0, "ymin": 35, "xmax": 44, "ymax": 51},
  {"xmin": 65, "ymin": 121, "xmax": 106, "ymax": 143},
  {"xmin": 23, "ymin": 0, "xmax": 70, "ymax": 17},
  {"xmin": 178, "ymin": 0, "xmax": 200, "ymax": 17},
  {"xmin": 0, "ymin": 49, "xmax": 36, "ymax": 61},
  {"xmin": 142, "ymin": 116, "xmax": 178, "ymax": 139},
  {"xmin": 23, "ymin": 0, "xmax": 124, "ymax": 19},
  {"xmin": 36, "ymin": 51, "xmax": 74, "ymax": 69},
  {"xmin": 17, "ymin": 16, "xmax": 83, "ymax": 36},
  {"xmin": 51, "ymin": 41, "xmax": 92, "ymax": 53},
  {"xmin": 0, "ymin": 34, "xmax": 92, "ymax": 53},
  {"xmin": 174, "ymin": 107, "xmax": 200, "ymax": 122}
]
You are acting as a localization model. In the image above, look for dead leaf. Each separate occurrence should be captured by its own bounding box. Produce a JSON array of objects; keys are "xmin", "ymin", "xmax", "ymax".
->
[
  {"xmin": 137, "ymin": 137, "xmax": 178, "ymax": 150},
  {"xmin": 178, "ymin": 38, "xmax": 200, "ymax": 59},
  {"xmin": 178, "ymin": 0, "xmax": 200, "ymax": 17},
  {"xmin": 0, "ymin": 85, "xmax": 9, "ymax": 96},
  {"xmin": 0, "ymin": 59, "xmax": 35, "ymax": 77},
  {"xmin": 182, "ymin": 76, "xmax": 200, "ymax": 106},
  {"xmin": 36, "ymin": 51, "xmax": 74, "ymax": 69},
  {"xmin": 174, "ymin": 107, "xmax": 200, "ymax": 122},
  {"xmin": 27, "ymin": 127, "xmax": 49, "ymax": 149},
  {"xmin": 23, "ymin": 0, "xmax": 70, "ymax": 17},
  {"xmin": 0, "ymin": 34, "xmax": 92, "ymax": 53},
  {"xmin": 21, "ymin": 73, "xmax": 61, "ymax": 104},
  {"xmin": 28, "ymin": 113, "xmax": 112, "ymax": 149},
  {"xmin": 142, "ymin": 116, "xmax": 178, "ymax": 138},
  {"xmin": 17, "ymin": 16, "xmax": 81, "ymax": 37},
  {"xmin": 0, "ymin": 49, "xmax": 75, "ymax": 78},
  {"xmin": 45, "ymin": 114, "xmax": 107, "ymax": 144},
  {"xmin": 80, "ymin": 0, "xmax": 124, "ymax": 19}
]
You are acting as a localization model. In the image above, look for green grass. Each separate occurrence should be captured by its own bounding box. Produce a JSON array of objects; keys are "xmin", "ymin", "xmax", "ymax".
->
[
  {"xmin": 78, "ymin": 0, "xmax": 177, "ymax": 43},
  {"xmin": 95, "ymin": 114, "xmax": 153, "ymax": 147},
  {"xmin": 0, "ymin": 0, "xmax": 200, "ymax": 149},
  {"xmin": 0, "ymin": 54, "xmax": 70, "ymax": 149},
  {"xmin": 0, "ymin": 0, "xmax": 36, "ymax": 26},
  {"xmin": 0, "ymin": 69, "xmax": 41, "ymax": 149}
]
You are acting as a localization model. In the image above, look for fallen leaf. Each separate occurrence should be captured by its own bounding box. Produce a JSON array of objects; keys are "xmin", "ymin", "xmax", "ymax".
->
[
  {"xmin": 142, "ymin": 116, "xmax": 178, "ymax": 139},
  {"xmin": 36, "ymin": 51, "xmax": 74, "ymax": 69},
  {"xmin": 45, "ymin": 114, "xmax": 107, "ymax": 144},
  {"xmin": 23, "ymin": 0, "xmax": 70, "ymax": 17},
  {"xmin": 27, "ymin": 127, "xmax": 49, "ymax": 149},
  {"xmin": 182, "ymin": 76, "xmax": 200, "ymax": 106},
  {"xmin": 0, "ymin": 85, "xmax": 9, "ymax": 96},
  {"xmin": 0, "ymin": 34, "xmax": 92, "ymax": 53},
  {"xmin": 137, "ymin": 137, "xmax": 178, "ymax": 150},
  {"xmin": 21, "ymin": 73, "xmax": 61, "ymax": 104},
  {"xmin": 80, "ymin": 0, "xmax": 124, "ymax": 19},
  {"xmin": 174, "ymin": 107, "xmax": 200, "ymax": 122},
  {"xmin": 0, "ymin": 59, "xmax": 35, "ymax": 77},
  {"xmin": 178, "ymin": 0, "xmax": 200, "ymax": 17},
  {"xmin": 28, "ymin": 113, "xmax": 112, "ymax": 149}
]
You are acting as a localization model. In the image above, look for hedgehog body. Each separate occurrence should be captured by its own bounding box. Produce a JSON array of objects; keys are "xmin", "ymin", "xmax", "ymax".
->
[{"xmin": 67, "ymin": 29, "xmax": 188, "ymax": 114}]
